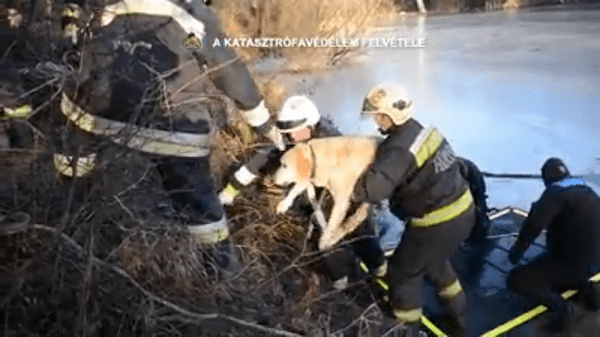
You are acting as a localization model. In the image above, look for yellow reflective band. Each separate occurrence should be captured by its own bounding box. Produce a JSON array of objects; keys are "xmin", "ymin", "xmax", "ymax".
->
[
  {"xmin": 53, "ymin": 153, "xmax": 96, "ymax": 177},
  {"xmin": 62, "ymin": 8, "xmax": 78, "ymax": 18},
  {"xmin": 223, "ymin": 183, "xmax": 240, "ymax": 197},
  {"xmin": 409, "ymin": 127, "xmax": 444, "ymax": 168},
  {"xmin": 64, "ymin": 23, "xmax": 78, "ymax": 34},
  {"xmin": 360, "ymin": 262, "xmax": 389, "ymax": 291},
  {"xmin": 61, "ymin": 93, "xmax": 210, "ymax": 157},
  {"xmin": 420, "ymin": 316, "xmax": 448, "ymax": 337},
  {"xmin": 393, "ymin": 307, "xmax": 422, "ymax": 323},
  {"xmin": 189, "ymin": 217, "xmax": 230, "ymax": 245},
  {"xmin": 195, "ymin": 227, "xmax": 230, "ymax": 244},
  {"xmin": 183, "ymin": 35, "xmax": 201, "ymax": 49},
  {"xmin": 481, "ymin": 272, "xmax": 600, "ymax": 337},
  {"xmin": 4, "ymin": 104, "xmax": 32, "ymax": 118},
  {"xmin": 411, "ymin": 189, "xmax": 473, "ymax": 227},
  {"xmin": 438, "ymin": 279, "xmax": 463, "ymax": 299}
]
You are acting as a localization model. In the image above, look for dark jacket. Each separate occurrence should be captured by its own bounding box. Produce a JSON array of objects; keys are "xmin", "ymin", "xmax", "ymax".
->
[
  {"xmin": 353, "ymin": 118, "xmax": 469, "ymax": 220},
  {"xmin": 68, "ymin": 3, "xmax": 262, "ymax": 140},
  {"xmin": 458, "ymin": 157, "xmax": 487, "ymax": 211},
  {"xmin": 515, "ymin": 177, "xmax": 600, "ymax": 273}
]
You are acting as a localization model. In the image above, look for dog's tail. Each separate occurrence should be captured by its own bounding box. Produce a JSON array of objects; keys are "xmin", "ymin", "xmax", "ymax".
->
[{"xmin": 318, "ymin": 202, "xmax": 370, "ymax": 251}]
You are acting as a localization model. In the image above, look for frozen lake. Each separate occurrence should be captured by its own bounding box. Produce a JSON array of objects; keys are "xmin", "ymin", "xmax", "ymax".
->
[{"xmin": 273, "ymin": 3, "xmax": 600, "ymax": 211}]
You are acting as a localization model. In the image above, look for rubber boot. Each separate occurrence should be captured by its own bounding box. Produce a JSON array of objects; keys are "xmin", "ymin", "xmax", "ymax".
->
[
  {"xmin": 208, "ymin": 238, "xmax": 236, "ymax": 272},
  {"xmin": 399, "ymin": 322, "xmax": 424, "ymax": 337},
  {"xmin": 441, "ymin": 291, "xmax": 467, "ymax": 337},
  {"xmin": 156, "ymin": 157, "xmax": 234, "ymax": 272},
  {"xmin": 578, "ymin": 282, "xmax": 600, "ymax": 311},
  {"xmin": 155, "ymin": 157, "xmax": 224, "ymax": 225},
  {"xmin": 544, "ymin": 302, "xmax": 585, "ymax": 334}
]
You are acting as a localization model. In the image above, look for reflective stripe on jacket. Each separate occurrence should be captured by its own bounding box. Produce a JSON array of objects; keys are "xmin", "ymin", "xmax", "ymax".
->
[
  {"xmin": 61, "ymin": 93, "xmax": 211, "ymax": 157},
  {"xmin": 354, "ymin": 118, "xmax": 470, "ymax": 222}
]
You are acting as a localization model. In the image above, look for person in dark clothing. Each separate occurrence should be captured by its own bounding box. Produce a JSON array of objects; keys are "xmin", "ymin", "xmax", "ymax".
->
[
  {"xmin": 458, "ymin": 157, "xmax": 491, "ymax": 246},
  {"xmin": 507, "ymin": 157, "xmax": 600, "ymax": 333},
  {"xmin": 352, "ymin": 83, "xmax": 475, "ymax": 337},
  {"xmin": 54, "ymin": 0, "xmax": 282, "ymax": 270},
  {"xmin": 219, "ymin": 95, "xmax": 387, "ymax": 289}
]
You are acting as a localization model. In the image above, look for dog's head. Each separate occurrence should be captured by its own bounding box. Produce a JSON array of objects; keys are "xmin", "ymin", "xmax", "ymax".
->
[{"xmin": 274, "ymin": 143, "xmax": 313, "ymax": 187}]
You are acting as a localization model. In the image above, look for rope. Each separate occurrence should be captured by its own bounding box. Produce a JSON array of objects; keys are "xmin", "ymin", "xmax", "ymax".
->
[
  {"xmin": 482, "ymin": 171, "xmax": 589, "ymax": 180},
  {"xmin": 482, "ymin": 171, "xmax": 542, "ymax": 179}
]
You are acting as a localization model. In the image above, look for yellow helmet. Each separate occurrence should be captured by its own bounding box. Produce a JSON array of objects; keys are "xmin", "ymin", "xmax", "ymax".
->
[{"xmin": 361, "ymin": 83, "xmax": 414, "ymax": 125}]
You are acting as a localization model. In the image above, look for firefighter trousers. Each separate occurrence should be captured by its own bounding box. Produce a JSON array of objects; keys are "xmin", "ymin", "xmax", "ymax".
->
[{"xmin": 387, "ymin": 204, "xmax": 475, "ymax": 324}]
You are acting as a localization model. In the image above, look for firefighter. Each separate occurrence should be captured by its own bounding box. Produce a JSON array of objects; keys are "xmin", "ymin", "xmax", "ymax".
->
[
  {"xmin": 507, "ymin": 157, "xmax": 600, "ymax": 333},
  {"xmin": 458, "ymin": 156, "xmax": 491, "ymax": 246},
  {"xmin": 1, "ymin": 6, "xmax": 34, "ymax": 152},
  {"xmin": 352, "ymin": 83, "xmax": 475, "ymax": 336},
  {"xmin": 53, "ymin": 0, "xmax": 283, "ymax": 270},
  {"xmin": 218, "ymin": 95, "xmax": 387, "ymax": 290}
]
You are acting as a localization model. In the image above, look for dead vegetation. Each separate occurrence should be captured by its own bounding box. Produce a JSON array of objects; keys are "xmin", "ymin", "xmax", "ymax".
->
[
  {"xmin": 214, "ymin": 0, "xmax": 396, "ymax": 72},
  {"xmin": 0, "ymin": 1, "xmax": 408, "ymax": 335},
  {"xmin": 1, "ymin": 63, "xmax": 394, "ymax": 335}
]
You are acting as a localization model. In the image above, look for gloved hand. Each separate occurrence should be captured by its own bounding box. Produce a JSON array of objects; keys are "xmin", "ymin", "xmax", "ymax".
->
[
  {"xmin": 508, "ymin": 244, "xmax": 525, "ymax": 264},
  {"xmin": 219, "ymin": 183, "xmax": 240, "ymax": 205}
]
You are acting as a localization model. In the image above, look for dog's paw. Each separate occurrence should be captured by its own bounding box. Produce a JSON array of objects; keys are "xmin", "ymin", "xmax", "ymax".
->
[
  {"xmin": 318, "ymin": 231, "xmax": 338, "ymax": 251},
  {"xmin": 276, "ymin": 200, "xmax": 292, "ymax": 214}
]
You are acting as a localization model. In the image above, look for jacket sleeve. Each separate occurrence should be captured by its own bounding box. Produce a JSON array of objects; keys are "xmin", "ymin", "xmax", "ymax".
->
[
  {"xmin": 515, "ymin": 188, "xmax": 563, "ymax": 250},
  {"xmin": 353, "ymin": 141, "xmax": 413, "ymax": 204},
  {"xmin": 187, "ymin": 5, "xmax": 263, "ymax": 111}
]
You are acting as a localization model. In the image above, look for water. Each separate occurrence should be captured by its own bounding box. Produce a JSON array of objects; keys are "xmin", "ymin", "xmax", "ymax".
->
[{"xmin": 271, "ymin": 4, "xmax": 600, "ymax": 210}]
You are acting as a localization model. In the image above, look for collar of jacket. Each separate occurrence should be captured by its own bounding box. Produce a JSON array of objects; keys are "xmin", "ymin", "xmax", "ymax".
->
[{"xmin": 381, "ymin": 117, "xmax": 417, "ymax": 135}]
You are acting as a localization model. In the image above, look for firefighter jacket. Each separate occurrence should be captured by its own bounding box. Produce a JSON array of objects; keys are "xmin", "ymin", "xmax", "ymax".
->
[
  {"xmin": 353, "ymin": 118, "xmax": 472, "ymax": 227},
  {"xmin": 515, "ymin": 177, "xmax": 600, "ymax": 273},
  {"xmin": 59, "ymin": 0, "xmax": 265, "ymax": 159}
]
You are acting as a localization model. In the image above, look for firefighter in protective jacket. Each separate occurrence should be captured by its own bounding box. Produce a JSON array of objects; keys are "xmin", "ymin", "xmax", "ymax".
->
[
  {"xmin": 352, "ymin": 83, "xmax": 475, "ymax": 336},
  {"xmin": 507, "ymin": 157, "xmax": 600, "ymax": 333},
  {"xmin": 54, "ymin": 0, "xmax": 282, "ymax": 269}
]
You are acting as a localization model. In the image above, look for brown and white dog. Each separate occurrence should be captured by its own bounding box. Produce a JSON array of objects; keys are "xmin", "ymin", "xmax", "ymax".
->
[{"xmin": 274, "ymin": 136, "xmax": 379, "ymax": 250}]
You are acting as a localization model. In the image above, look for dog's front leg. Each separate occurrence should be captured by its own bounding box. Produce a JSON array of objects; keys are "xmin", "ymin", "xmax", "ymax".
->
[
  {"xmin": 276, "ymin": 183, "xmax": 307, "ymax": 214},
  {"xmin": 306, "ymin": 184, "xmax": 328, "ymax": 230}
]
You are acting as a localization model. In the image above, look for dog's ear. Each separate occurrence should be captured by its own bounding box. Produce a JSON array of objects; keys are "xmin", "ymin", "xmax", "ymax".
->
[{"xmin": 293, "ymin": 143, "xmax": 313, "ymax": 180}]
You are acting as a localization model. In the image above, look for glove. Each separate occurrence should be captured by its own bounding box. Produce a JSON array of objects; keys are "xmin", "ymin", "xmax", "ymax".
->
[
  {"xmin": 508, "ymin": 245, "xmax": 525, "ymax": 264},
  {"xmin": 219, "ymin": 182, "xmax": 240, "ymax": 205}
]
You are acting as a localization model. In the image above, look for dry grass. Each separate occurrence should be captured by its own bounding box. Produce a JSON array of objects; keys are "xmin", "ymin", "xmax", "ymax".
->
[
  {"xmin": 214, "ymin": 0, "xmax": 396, "ymax": 72},
  {"xmin": 502, "ymin": 0, "xmax": 522, "ymax": 9}
]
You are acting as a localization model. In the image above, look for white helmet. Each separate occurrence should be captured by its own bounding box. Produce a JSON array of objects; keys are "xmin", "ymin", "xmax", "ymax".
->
[
  {"xmin": 361, "ymin": 83, "xmax": 414, "ymax": 125},
  {"xmin": 276, "ymin": 95, "xmax": 321, "ymax": 133}
]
